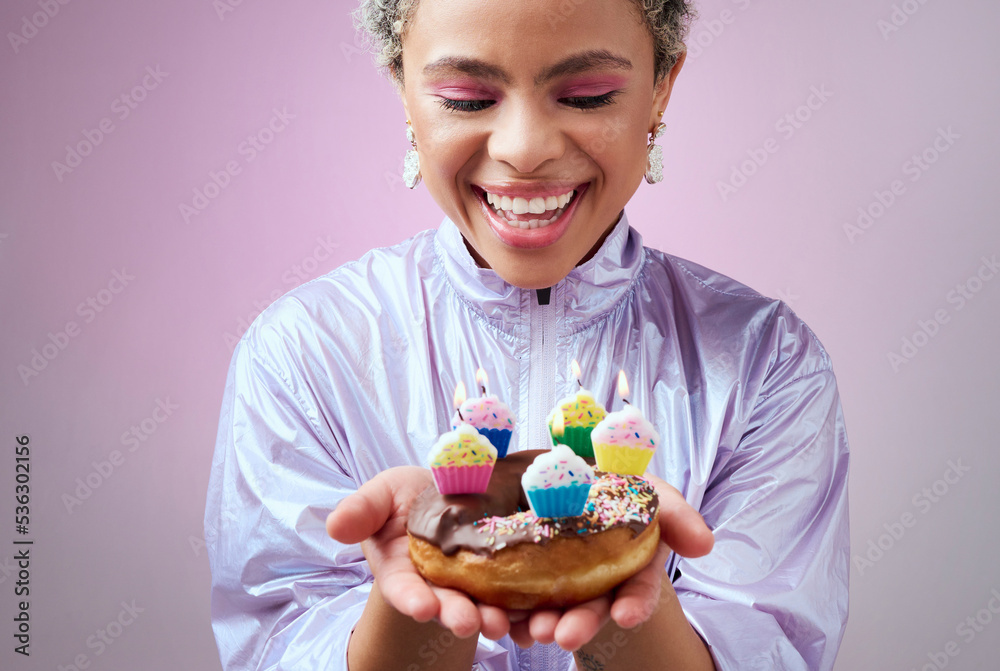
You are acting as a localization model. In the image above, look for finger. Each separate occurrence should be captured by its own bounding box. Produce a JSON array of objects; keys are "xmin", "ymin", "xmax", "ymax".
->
[
  {"xmin": 644, "ymin": 473, "xmax": 714, "ymax": 557},
  {"xmin": 610, "ymin": 543, "xmax": 672, "ymax": 629},
  {"xmin": 527, "ymin": 609, "xmax": 561, "ymax": 645},
  {"xmin": 508, "ymin": 619, "xmax": 535, "ymax": 648},
  {"xmin": 432, "ymin": 586, "xmax": 481, "ymax": 639},
  {"xmin": 507, "ymin": 609, "xmax": 531, "ymax": 624},
  {"xmin": 326, "ymin": 482, "xmax": 395, "ymax": 544},
  {"xmin": 326, "ymin": 467, "xmax": 428, "ymax": 543},
  {"xmin": 477, "ymin": 604, "xmax": 511, "ymax": 641},
  {"xmin": 554, "ymin": 597, "xmax": 612, "ymax": 651},
  {"xmin": 373, "ymin": 548, "xmax": 440, "ymax": 623}
]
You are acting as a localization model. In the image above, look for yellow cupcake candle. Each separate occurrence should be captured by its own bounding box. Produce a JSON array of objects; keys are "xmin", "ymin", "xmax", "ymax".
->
[{"xmin": 591, "ymin": 371, "xmax": 660, "ymax": 475}]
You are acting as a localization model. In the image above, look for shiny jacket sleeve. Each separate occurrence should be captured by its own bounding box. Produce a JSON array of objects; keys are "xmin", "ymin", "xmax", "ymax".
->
[
  {"xmin": 204, "ymin": 333, "xmax": 370, "ymax": 671},
  {"xmin": 671, "ymin": 306, "xmax": 851, "ymax": 671}
]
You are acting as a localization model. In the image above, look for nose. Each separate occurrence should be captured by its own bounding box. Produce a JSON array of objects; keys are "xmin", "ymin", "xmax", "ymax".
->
[{"xmin": 487, "ymin": 99, "xmax": 566, "ymax": 174}]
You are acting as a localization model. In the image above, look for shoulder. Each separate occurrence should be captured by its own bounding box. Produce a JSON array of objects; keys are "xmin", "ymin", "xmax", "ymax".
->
[
  {"xmin": 238, "ymin": 229, "xmax": 439, "ymax": 367},
  {"xmin": 642, "ymin": 245, "xmax": 834, "ymax": 387}
]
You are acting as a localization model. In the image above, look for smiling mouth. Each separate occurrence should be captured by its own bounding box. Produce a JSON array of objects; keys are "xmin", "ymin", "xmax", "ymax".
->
[{"xmin": 475, "ymin": 187, "xmax": 580, "ymax": 230}]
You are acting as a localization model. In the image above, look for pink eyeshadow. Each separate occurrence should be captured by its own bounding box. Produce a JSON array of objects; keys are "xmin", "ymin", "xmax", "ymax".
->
[{"xmin": 558, "ymin": 76, "xmax": 628, "ymax": 98}]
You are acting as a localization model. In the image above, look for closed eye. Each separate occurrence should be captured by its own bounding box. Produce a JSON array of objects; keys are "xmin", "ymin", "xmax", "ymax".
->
[
  {"xmin": 560, "ymin": 91, "xmax": 619, "ymax": 109},
  {"xmin": 438, "ymin": 98, "xmax": 496, "ymax": 112},
  {"xmin": 437, "ymin": 90, "xmax": 619, "ymax": 113}
]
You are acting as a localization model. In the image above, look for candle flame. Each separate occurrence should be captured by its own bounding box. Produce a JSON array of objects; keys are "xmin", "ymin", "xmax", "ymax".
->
[
  {"xmin": 617, "ymin": 370, "xmax": 630, "ymax": 401},
  {"xmin": 453, "ymin": 381, "xmax": 467, "ymax": 409},
  {"xmin": 475, "ymin": 367, "xmax": 488, "ymax": 386},
  {"xmin": 571, "ymin": 359, "xmax": 581, "ymax": 380},
  {"xmin": 552, "ymin": 408, "xmax": 565, "ymax": 438}
]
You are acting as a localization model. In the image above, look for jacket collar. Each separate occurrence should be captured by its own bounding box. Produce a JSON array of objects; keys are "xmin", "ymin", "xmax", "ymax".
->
[{"xmin": 434, "ymin": 211, "xmax": 646, "ymax": 332}]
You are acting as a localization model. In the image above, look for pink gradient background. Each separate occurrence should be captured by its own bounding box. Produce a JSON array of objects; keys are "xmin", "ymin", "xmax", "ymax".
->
[{"xmin": 2, "ymin": 0, "xmax": 998, "ymax": 669}]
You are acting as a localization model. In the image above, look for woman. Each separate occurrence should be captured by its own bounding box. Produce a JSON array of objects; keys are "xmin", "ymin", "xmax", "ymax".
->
[{"xmin": 205, "ymin": 1, "xmax": 850, "ymax": 669}]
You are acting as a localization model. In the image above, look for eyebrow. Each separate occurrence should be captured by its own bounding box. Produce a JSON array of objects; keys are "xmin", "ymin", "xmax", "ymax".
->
[{"xmin": 422, "ymin": 49, "xmax": 633, "ymax": 85}]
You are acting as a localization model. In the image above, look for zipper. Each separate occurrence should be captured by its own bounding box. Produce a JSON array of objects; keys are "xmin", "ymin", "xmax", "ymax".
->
[
  {"xmin": 522, "ymin": 288, "xmax": 566, "ymax": 669},
  {"xmin": 527, "ymin": 288, "xmax": 558, "ymax": 451}
]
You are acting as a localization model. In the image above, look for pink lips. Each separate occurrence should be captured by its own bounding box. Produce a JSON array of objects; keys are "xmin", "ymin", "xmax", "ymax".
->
[{"xmin": 476, "ymin": 184, "xmax": 588, "ymax": 250}]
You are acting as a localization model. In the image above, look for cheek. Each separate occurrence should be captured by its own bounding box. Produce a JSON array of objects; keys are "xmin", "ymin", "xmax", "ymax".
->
[
  {"xmin": 574, "ymin": 117, "xmax": 648, "ymax": 177},
  {"xmin": 419, "ymin": 123, "xmax": 484, "ymax": 186}
]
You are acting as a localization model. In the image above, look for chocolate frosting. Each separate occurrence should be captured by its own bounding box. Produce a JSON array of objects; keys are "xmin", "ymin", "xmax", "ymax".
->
[{"xmin": 407, "ymin": 449, "xmax": 659, "ymax": 556}]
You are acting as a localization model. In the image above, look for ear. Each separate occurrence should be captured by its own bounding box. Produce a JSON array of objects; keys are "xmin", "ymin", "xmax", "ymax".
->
[
  {"xmin": 394, "ymin": 70, "xmax": 411, "ymax": 121},
  {"xmin": 649, "ymin": 50, "xmax": 687, "ymax": 130}
]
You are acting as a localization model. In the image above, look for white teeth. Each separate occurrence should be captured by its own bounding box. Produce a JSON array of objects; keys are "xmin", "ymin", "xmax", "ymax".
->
[
  {"xmin": 480, "ymin": 188, "xmax": 578, "ymax": 230},
  {"xmin": 507, "ymin": 213, "xmax": 560, "ymax": 229},
  {"xmin": 483, "ymin": 189, "xmax": 575, "ymax": 212}
]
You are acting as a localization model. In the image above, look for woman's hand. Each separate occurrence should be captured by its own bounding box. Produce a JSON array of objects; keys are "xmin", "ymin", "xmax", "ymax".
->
[
  {"xmin": 507, "ymin": 473, "xmax": 714, "ymax": 651},
  {"xmin": 325, "ymin": 466, "xmax": 512, "ymax": 641}
]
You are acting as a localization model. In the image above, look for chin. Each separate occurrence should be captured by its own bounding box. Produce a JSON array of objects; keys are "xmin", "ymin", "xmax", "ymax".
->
[{"xmin": 493, "ymin": 257, "xmax": 573, "ymax": 290}]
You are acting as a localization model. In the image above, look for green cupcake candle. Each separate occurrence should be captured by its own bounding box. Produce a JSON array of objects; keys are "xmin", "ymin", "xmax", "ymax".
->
[{"xmin": 546, "ymin": 360, "xmax": 607, "ymax": 458}]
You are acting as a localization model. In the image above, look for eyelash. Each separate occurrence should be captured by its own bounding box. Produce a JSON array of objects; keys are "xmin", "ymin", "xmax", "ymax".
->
[{"xmin": 438, "ymin": 91, "xmax": 620, "ymax": 113}]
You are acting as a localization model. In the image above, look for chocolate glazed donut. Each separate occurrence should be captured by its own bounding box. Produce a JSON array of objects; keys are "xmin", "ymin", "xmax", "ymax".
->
[{"xmin": 407, "ymin": 450, "xmax": 661, "ymax": 609}]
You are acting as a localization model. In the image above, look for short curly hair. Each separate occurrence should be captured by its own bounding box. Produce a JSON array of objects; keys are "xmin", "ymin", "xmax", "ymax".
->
[{"xmin": 353, "ymin": 0, "xmax": 697, "ymax": 86}]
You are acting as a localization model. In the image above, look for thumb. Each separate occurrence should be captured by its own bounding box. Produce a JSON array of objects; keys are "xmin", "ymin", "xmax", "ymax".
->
[
  {"xmin": 644, "ymin": 472, "xmax": 714, "ymax": 558},
  {"xmin": 325, "ymin": 466, "xmax": 429, "ymax": 543}
]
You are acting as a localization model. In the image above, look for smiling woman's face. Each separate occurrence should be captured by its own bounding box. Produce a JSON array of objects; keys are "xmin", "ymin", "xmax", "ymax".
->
[{"xmin": 398, "ymin": 0, "xmax": 684, "ymax": 289}]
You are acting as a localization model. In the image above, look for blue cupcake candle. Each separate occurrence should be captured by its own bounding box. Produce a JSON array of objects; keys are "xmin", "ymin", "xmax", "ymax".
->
[{"xmin": 521, "ymin": 434, "xmax": 596, "ymax": 519}]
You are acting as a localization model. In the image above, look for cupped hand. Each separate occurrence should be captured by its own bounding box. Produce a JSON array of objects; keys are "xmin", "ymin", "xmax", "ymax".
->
[
  {"xmin": 508, "ymin": 472, "xmax": 714, "ymax": 651},
  {"xmin": 325, "ymin": 466, "xmax": 512, "ymax": 641}
]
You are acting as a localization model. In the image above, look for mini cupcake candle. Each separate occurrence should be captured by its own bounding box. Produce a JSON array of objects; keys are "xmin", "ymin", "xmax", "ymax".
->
[
  {"xmin": 591, "ymin": 371, "xmax": 660, "ymax": 475},
  {"xmin": 451, "ymin": 368, "xmax": 515, "ymax": 457},
  {"xmin": 546, "ymin": 360, "xmax": 607, "ymax": 458},
  {"xmin": 428, "ymin": 424, "xmax": 498, "ymax": 495},
  {"xmin": 521, "ymin": 434, "xmax": 595, "ymax": 519}
]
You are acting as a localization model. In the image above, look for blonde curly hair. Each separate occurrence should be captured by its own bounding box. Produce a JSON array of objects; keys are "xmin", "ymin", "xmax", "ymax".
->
[{"xmin": 353, "ymin": 0, "xmax": 697, "ymax": 86}]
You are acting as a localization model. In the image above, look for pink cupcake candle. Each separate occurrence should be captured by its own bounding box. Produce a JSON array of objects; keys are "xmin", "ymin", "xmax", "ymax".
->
[
  {"xmin": 428, "ymin": 424, "xmax": 498, "ymax": 495},
  {"xmin": 451, "ymin": 368, "xmax": 515, "ymax": 457}
]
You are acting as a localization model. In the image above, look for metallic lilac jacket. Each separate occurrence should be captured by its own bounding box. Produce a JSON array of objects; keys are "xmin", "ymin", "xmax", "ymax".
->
[{"xmin": 205, "ymin": 212, "xmax": 850, "ymax": 670}]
